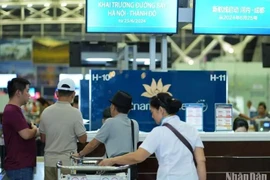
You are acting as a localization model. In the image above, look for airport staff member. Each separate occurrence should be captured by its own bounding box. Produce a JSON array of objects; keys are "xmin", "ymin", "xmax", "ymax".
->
[
  {"xmin": 74, "ymin": 90, "xmax": 139, "ymax": 158},
  {"xmin": 99, "ymin": 93, "xmax": 206, "ymax": 180},
  {"xmin": 228, "ymin": 100, "xmax": 250, "ymax": 120},
  {"xmin": 39, "ymin": 78, "xmax": 87, "ymax": 180},
  {"xmin": 233, "ymin": 107, "xmax": 250, "ymax": 121},
  {"xmin": 233, "ymin": 117, "xmax": 249, "ymax": 132}
]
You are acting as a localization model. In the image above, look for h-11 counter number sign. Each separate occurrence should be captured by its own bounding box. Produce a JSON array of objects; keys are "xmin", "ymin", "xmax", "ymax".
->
[{"xmin": 210, "ymin": 74, "xmax": 226, "ymax": 81}]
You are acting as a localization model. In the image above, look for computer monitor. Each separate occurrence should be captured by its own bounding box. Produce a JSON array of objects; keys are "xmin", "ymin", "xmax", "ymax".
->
[
  {"xmin": 0, "ymin": 74, "xmax": 17, "ymax": 88},
  {"xmin": 256, "ymin": 119, "xmax": 270, "ymax": 132}
]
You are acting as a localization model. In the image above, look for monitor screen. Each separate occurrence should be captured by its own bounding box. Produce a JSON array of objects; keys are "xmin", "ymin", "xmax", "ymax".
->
[
  {"xmin": 193, "ymin": 0, "xmax": 270, "ymax": 35},
  {"xmin": 85, "ymin": 0, "xmax": 178, "ymax": 34},
  {"xmin": 0, "ymin": 74, "xmax": 17, "ymax": 88},
  {"xmin": 263, "ymin": 122, "xmax": 270, "ymax": 128},
  {"xmin": 29, "ymin": 87, "xmax": 35, "ymax": 98}
]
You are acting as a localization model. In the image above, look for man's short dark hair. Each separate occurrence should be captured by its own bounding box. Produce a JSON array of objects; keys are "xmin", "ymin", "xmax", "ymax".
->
[
  {"xmin": 115, "ymin": 106, "xmax": 130, "ymax": 114},
  {"xmin": 7, "ymin": 78, "xmax": 30, "ymax": 98},
  {"xmin": 57, "ymin": 83, "xmax": 74, "ymax": 97},
  {"xmin": 58, "ymin": 90, "xmax": 74, "ymax": 97}
]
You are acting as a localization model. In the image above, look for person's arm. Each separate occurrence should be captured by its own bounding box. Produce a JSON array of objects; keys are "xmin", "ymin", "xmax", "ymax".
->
[
  {"xmin": 74, "ymin": 111, "xmax": 87, "ymax": 144},
  {"xmin": 78, "ymin": 134, "xmax": 87, "ymax": 144},
  {"xmin": 195, "ymin": 147, "xmax": 206, "ymax": 180},
  {"xmin": 99, "ymin": 148, "xmax": 151, "ymax": 166},
  {"xmin": 239, "ymin": 113, "xmax": 251, "ymax": 120},
  {"xmin": 77, "ymin": 138, "xmax": 101, "ymax": 157},
  {"xmin": 233, "ymin": 108, "xmax": 250, "ymax": 120},
  {"xmin": 39, "ymin": 112, "xmax": 46, "ymax": 142},
  {"xmin": 135, "ymin": 120, "xmax": 139, "ymax": 150},
  {"xmin": 99, "ymin": 127, "xmax": 160, "ymax": 166},
  {"xmin": 18, "ymin": 123, "xmax": 37, "ymax": 140},
  {"xmin": 193, "ymin": 128, "xmax": 206, "ymax": 180},
  {"xmin": 35, "ymin": 117, "xmax": 41, "ymax": 125},
  {"xmin": 11, "ymin": 110, "xmax": 37, "ymax": 140},
  {"xmin": 40, "ymin": 133, "xmax": 46, "ymax": 143},
  {"xmin": 74, "ymin": 119, "xmax": 112, "ymax": 157}
]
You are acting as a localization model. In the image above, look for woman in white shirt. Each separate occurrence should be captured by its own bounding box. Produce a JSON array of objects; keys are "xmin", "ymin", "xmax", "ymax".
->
[{"xmin": 99, "ymin": 93, "xmax": 206, "ymax": 180}]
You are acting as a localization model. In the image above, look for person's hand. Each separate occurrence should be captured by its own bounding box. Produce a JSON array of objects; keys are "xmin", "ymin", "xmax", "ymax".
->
[
  {"xmin": 98, "ymin": 158, "xmax": 114, "ymax": 166},
  {"xmin": 31, "ymin": 122, "xmax": 37, "ymax": 130},
  {"xmin": 36, "ymin": 128, "xmax": 40, "ymax": 136},
  {"xmin": 72, "ymin": 153, "xmax": 80, "ymax": 158}
]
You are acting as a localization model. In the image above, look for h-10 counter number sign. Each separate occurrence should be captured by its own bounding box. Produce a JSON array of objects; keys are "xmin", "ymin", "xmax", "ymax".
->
[
  {"xmin": 92, "ymin": 71, "xmax": 116, "ymax": 81},
  {"xmin": 210, "ymin": 74, "xmax": 226, "ymax": 81}
]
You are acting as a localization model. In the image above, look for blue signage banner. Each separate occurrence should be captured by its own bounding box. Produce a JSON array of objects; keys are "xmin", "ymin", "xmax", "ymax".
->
[{"xmin": 81, "ymin": 70, "xmax": 227, "ymax": 132}]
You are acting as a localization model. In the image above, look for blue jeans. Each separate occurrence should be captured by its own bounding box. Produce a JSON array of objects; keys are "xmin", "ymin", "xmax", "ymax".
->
[{"xmin": 6, "ymin": 167, "xmax": 34, "ymax": 180}]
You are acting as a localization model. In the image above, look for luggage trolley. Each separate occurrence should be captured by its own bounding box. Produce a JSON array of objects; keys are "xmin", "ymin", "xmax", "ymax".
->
[{"xmin": 57, "ymin": 156, "xmax": 131, "ymax": 180}]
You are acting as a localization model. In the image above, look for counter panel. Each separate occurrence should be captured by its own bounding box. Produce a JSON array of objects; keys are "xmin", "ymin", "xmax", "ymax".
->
[
  {"xmin": 86, "ymin": 131, "xmax": 270, "ymax": 142},
  {"xmin": 81, "ymin": 132, "xmax": 270, "ymax": 180}
]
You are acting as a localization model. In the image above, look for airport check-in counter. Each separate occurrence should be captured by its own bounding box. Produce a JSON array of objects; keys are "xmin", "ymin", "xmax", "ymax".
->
[{"xmin": 79, "ymin": 131, "xmax": 270, "ymax": 180}]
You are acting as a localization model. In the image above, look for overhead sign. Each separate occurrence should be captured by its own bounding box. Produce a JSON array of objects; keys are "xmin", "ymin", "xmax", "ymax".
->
[
  {"xmin": 193, "ymin": 0, "xmax": 270, "ymax": 35},
  {"xmin": 85, "ymin": 0, "xmax": 178, "ymax": 34}
]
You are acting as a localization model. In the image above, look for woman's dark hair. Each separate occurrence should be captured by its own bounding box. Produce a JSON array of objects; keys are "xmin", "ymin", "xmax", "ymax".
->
[
  {"xmin": 233, "ymin": 118, "xmax": 249, "ymax": 131},
  {"xmin": 150, "ymin": 93, "xmax": 182, "ymax": 114},
  {"xmin": 36, "ymin": 97, "xmax": 49, "ymax": 106}
]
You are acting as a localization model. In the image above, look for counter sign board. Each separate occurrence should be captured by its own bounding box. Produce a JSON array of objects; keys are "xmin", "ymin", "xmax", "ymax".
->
[
  {"xmin": 215, "ymin": 103, "xmax": 233, "ymax": 131},
  {"xmin": 80, "ymin": 70, "xmax": 227, "ymax": 132},
  {"xmin": 184, "ymin": 103, "xmax": 204, "ymax": 131}
]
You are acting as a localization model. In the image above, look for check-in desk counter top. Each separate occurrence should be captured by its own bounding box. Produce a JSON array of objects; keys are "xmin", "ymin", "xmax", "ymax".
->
[{"xmin": 81, "ymin": 131, "xmax": 270, "ymax": 180}]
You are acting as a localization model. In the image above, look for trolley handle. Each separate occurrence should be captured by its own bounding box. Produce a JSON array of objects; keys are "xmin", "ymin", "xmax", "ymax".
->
[
  {"xmin": 70, "ymin": 155, "xmax": 103, "ymax": 161},
  {"xmin": 70, "ymin": 155, "xmax": 103, "ymax": 164},
  {"xmin": 56, "ymin": 161, "xmax": 129, "ymax": 171},
  {"xmin": 82, "ymin": 160, "xmax": 99, "ymax": 164}
]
